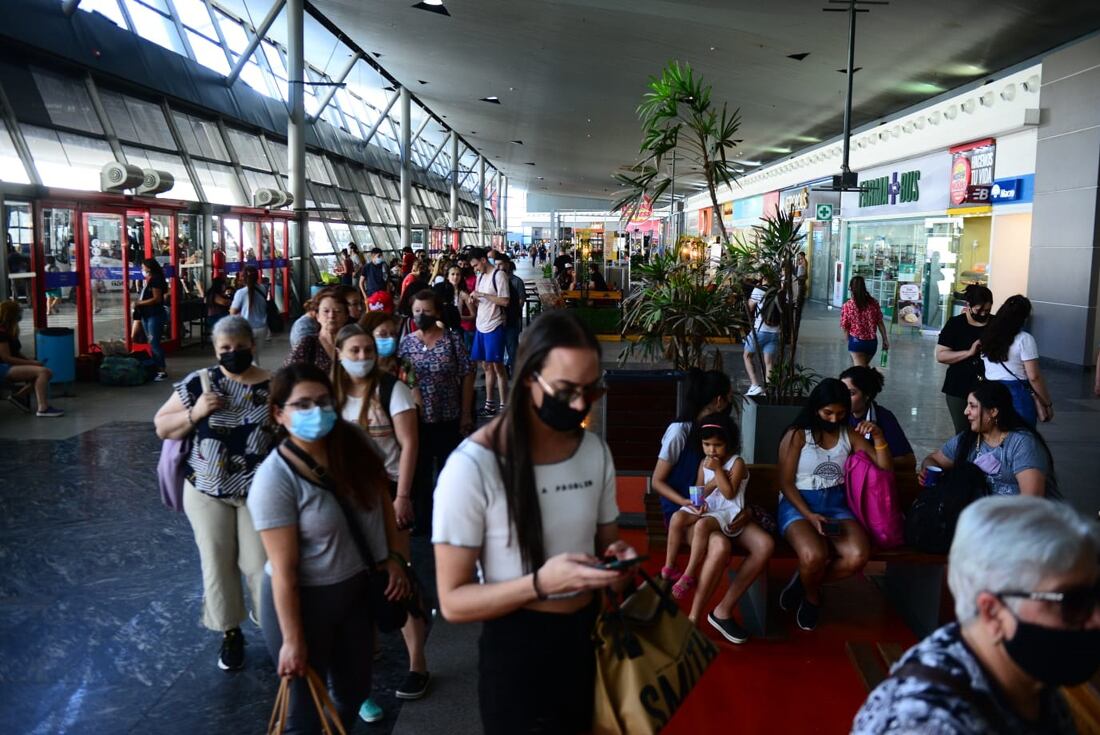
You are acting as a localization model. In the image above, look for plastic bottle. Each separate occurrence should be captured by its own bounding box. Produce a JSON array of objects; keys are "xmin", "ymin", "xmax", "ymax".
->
[{"xmin": 880, "ymin": 349, "xmax": 889, "ymax": 368}]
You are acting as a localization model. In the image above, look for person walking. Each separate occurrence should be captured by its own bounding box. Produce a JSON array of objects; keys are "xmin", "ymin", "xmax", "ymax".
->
[
  {"xmin": 468, "ymin": 248, "xmax": 510, "ymax": 417},
  {"xmin": 840, "ymin": 275, "xmax": 889, "ymax": 366},
  {"xmin": 154, "ymin": 316, "xmax": 275, "ymax": 671},
  {"xmin": 136, "ymin": 257, "xmax": 169, "ymax": 382},
  {"xmin": 979, "ymin": 295, "xmax": 1053, "ymax": 427},
  {"xmin": 285, "ymin": 288, "xmax": 349, "ymax": 374},
  {"xmin": 358, "ymin": 247, "xmax": 389, "ymax": 301},
  {"xmin": 433, "ymin": 311, "xmax": 636, "ymax": 734},
  {"xmin": 230, "ymin": 265, "xmax": 269, "ymax": 365},
  {"xmin": 936, "ymin": 285, "xmax": 994, "ymax": 433}
]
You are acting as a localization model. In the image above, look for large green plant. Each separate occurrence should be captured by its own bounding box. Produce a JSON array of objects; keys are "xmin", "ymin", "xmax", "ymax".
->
[
  {"xmin": 619, "ymin": 244, "xmax": 745, "ymax": 369},
  {"xmin": 721, "ymin": 207, "xmax": 817, "ymax": 403},
  {"xmin": 611, "ymin": 61, "xmax": 742, "ymax": 244}
]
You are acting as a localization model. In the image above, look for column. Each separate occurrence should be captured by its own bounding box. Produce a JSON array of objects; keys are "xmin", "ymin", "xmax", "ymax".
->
[
  {"xmin": 477, "ymin": 155, "xmax": 485, "ymax": 248},
  {"xmin": 399, "ymin": 86, "xmax": 412, "ymax": 252},
  {"xmin": 501, "ymin": 174, "xmax": 508, "ymax": 239},
  {"xmin": 1027, "ymin": 35, "xmax": 1100, "ymax": 365},
  {"xmin": 448, "ymin": 131, "xmax": 458, "ymax": 225},
  {"xmin": 287, "ymin": 0, "xmax": 308, "ymax": 300}
]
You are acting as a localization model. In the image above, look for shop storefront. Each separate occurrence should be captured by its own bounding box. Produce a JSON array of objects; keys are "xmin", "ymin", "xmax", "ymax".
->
[{"xmin": 777, "ymin": 180, "xmax": 841, "ymax": 304}]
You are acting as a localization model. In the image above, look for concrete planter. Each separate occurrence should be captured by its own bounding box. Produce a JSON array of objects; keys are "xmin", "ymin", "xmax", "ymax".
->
[{"xmin": 739, "ymin": 398, "xmax": 803, "ymax": 464}]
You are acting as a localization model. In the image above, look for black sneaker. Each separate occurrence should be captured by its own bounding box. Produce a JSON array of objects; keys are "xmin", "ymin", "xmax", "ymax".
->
[
  {"xmin": 779, "ymin": 571, "xmax": 803, "ymax": 612},
  {"xmin": 218, "ymin": 627, "xmax": 245, "ymax": 671},
  {"xmin": 707, "ymin": 612, "xmax": 749, "ymax": 645},
  {"xmin": 796, "ymin": 599, "xmax": 820, "ymax": 631},
  {"xmin": 395, "ymin": 670, "xmax": 431, "ymax": 700},
  {"xmin": 476, "ymin": 404, "xmax": 498, "ymax": 418}
]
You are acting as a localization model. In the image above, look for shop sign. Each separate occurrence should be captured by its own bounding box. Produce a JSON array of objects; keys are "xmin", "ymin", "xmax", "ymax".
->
[
  {"xmin": 843, "ymin": 151, "xmax": 951, "ymax": 216},
  {"xmin": 631, "ymin": 195, "xmax": 653, "ymax": 222},
  {"xmin": 859, "ymin": 170, "xmax": 921, "ymax": 207},
  {"xmin": 780, "ymin": 187, "xmax": 810, "ymax": 218},
  {"xmin": 897, "ymin": 283, "xmax": 923, "ymax": 327},
  {"xmin": 778, "ymin": 181, "xmax": 838, "ymax": 222},
  {"xmin": 949, "ymin": 138, "xmax": 996, "ymax": 206},
  {"xmin": 816, "ymin": 203, "xmax": 834, "ymax": 221},
  {"xmin": 989, "ymin": 174, "xmax": 1033, "ymax": 205}
]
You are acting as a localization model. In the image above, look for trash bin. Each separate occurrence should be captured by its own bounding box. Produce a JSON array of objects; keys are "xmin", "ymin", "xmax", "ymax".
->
[{"xmin": 35, "ymin": 327, "xmax": 75, "ymax": 389}]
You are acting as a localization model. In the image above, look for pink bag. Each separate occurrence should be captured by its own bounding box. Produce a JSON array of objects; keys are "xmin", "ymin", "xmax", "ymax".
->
[{"xmin": 845, "ymin": 450, "xmax": 904, "ymax": 548}]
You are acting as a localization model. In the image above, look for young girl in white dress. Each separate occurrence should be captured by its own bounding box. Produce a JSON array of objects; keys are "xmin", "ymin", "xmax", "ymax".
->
[{"xmin": 661, "ymin": 413, "xmax": 749, "ymax": 601}]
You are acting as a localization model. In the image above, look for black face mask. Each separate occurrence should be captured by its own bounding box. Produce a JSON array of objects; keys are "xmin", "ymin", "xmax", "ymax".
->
[
  {"xmin": 970, "ymin": 310, "xmax": 990, "ymax": 323},
  {"xmin": 415, "ymin": 313, "xmax": 436, "ymax": 331},
  {"xmin": 219, "ymin": 348, "xmax": 253, "ymax": 374},
  {"xmin": 536, "ymin": 391, "xmax": 589, "ymax": 432},
  {"xmin": 1003, "ymin": 613, "xmax": 1100, "ymax": 687}
]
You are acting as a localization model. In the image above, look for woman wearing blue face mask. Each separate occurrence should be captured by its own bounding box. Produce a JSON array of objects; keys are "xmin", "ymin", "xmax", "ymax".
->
[
  {"xmin": 154, "ymin": 316, "xmax": 275, "ymax": 672},
  {"xmin": 249, "ymin": 363, "xmax": 410, "ymax": 734},
  {"xmin": 359, "ymin": 311, "xmax": 419, "ymax": 403}
]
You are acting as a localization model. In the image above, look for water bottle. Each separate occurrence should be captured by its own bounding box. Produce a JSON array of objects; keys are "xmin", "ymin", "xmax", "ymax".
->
[{"xmin": 880, "ymin": 348, "xmax": 889, "ymax": 368}]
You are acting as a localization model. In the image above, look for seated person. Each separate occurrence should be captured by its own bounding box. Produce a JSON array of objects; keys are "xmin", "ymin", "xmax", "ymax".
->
[
  {"xmin": 587, "ymin": 263, "xmax": 608, "ymax": 291},
  {"xmin": 0, "ymin": 300, "xmax": 63, "ymax": 417},
  {"xmin": 205, "ymin": 276, "xmax": 231, "ymax": 328},
  {"xmin": 853, "ymin": 495, "xmax": 1097, "ymax": 734},
  {"xmin": 289, "ymin": 298, "xmax": 319, "ymax": 349},
  {"xmin": 919, "ymin": 381, "xmax": 1057, "ymax": 498},
  {"xmin": 556, "ymin": 263, "xmax": 576, "ymax": 291},
  {"xmin": 840, "ymin": 366, "xmax": 915, "ymax": 472}
]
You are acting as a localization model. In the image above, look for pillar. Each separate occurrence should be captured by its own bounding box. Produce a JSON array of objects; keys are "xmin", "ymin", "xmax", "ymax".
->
[
  {"xmin": 287, "ymin": 0, "xmax": 308, "ymax": 300},
  {"xmin": 399, "ymin": 86, "xmax": 412, "ymax": 252},
  {"xmin": 477, "ymin": 155, "xmax": 486, "ymax": 248}
]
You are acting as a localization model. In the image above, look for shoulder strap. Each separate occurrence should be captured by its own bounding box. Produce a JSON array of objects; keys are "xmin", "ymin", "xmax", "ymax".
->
[
  {"xmin": 280, "ymin": 440, "xmax": 377, "ymax": 569},
  {"xmin": 892, "ymin": 661, "xmax": 1007, "ymax": 730},
  {"xmin": 378, "ymin": 371, "xmax": 397, "ymax": 424}
]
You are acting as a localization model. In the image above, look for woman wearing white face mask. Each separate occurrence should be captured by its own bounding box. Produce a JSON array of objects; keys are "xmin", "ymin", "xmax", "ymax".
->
[
  {"xmin": 332, "ymin": 324, "xmax": 432, "ymax": 716},
  {"xmin": 249, "ymin": 364, "xmax": 409, "ymax": 733}
]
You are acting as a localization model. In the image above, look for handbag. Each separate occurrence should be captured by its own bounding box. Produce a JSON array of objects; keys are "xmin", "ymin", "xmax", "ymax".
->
[
  {"xmin": 266, "ymin": 667, "xmax": 348, "ymax": 735},
  {"xmin": 592, "ymin": 569, "xmax": 719, "ymax": 735},
  {"xmin": 279, "ymin": 439, "xmax": 409, "ymax": 633},
  {"xmin": 904, "ymin": 435, "xmax": 989, "ymax": 554},
  {"xmin": 266, "ymin": 298, "xmax": 285, "ymax": 334},
  {"xmin": 157, "ymin": 370, "xmax": 213, "ymax": 511},
  {"xmin": 845, "ymin": 450, "xmax": 904, "ymax": 548}
]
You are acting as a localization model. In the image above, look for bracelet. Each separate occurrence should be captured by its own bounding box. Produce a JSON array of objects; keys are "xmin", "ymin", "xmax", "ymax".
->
[
  {"xmin": 388, "ymin": 550, "xmax": 409, "ymax": 567},
  {"xmin": 532, "ymin": 569, "xmax": 548, "ymax": 601},
  {"xmin": 874, "ymin": 442, "xmax": 889, "ymax": 451},
  {"xmin": 186, "ymin": 408, "xmax": 195, "ymax": 426}
]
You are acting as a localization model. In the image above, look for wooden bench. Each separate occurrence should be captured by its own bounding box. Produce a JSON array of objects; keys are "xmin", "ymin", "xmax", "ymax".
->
[
  {"xmin": 644, "ymin": 465, "xmax": 950, "ymax": 637},
  {"xmin": 560, "ymin": 288, "xmax": 623, "ymax": 306}
]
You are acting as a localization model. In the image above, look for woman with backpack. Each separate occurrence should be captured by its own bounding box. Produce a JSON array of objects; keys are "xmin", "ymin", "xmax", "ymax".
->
[
  {"xmin": 979, "ymin": 295, "xmax": 1053, "ymax": 427},
  {"xmin": 840, "ymin": 276, "xmax": 889, "ymax": 367},
  {"xmin": 919, "ymin": 381, "xmax": 1058, "ymax": 499},
  {"xmin": 230, "ymin": 265, "xmax": 269, "ymax": 364},
  {"xmin": 331, "ymin": 324, "xmax": 431, "ymax": 719}
]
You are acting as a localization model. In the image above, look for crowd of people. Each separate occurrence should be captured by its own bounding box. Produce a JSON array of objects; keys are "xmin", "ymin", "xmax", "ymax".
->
[{"xmin": 140, "ymin": 243, "xmax": 1100, "ymax": 734}]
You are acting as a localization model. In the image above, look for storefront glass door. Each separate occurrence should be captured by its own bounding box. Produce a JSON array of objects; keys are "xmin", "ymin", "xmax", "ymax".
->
[{"xmin": 82, "ymin": 211, "xmax": 130, "ymax": 350}]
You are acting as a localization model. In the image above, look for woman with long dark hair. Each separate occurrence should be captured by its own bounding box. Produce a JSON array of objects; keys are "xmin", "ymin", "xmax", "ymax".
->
[
  {"xmin": 979, "ymin": 295, "xmax": 1053, "ymax": 427},
  {"xmin": 776, "ymin": 378, "xmax": 892, "ymax": 631},
  {"xmin": 936, "ymin": 284, "xmax": 994, "ymax": 433},
  {"xmin": 136, "ymin": 257, "xmax": 168, "ymax": 380},
  {"xmin": 248, "ymin": 363, "xmax": 409, "ymax": 733},
  {"xmin": 840, "ymin": 275, "xmax": 889, "ymax": 366},
  {"xmin": 432, "ymin": 311, "xmax": 635, "ymax": 734},
  {"xmin": 919, "ymin": 380, "xmax": 1058, "ymax": 498},
  {"xmin": 447, "ymin": 265, "xmax": 476, "ymax": 350}
]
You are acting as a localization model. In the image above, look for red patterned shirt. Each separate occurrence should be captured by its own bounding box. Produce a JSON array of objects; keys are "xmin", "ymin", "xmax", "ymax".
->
[{"xmin": 841, "ymin": 298, "xmax": 883, "ymax": 341}]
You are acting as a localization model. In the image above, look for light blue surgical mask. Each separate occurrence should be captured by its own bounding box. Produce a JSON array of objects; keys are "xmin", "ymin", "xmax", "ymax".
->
[
  {"xmin": 375, "ymin": 336, "xmax": 397, "ymax": 358},
  {"xmin": 488, "ymin": 257, "xmax": 496, "ymax": 266},
  {"xmin": 340, "ymin": 357, "xmax": 374, "ymax": 378},
  {"xmin": 289, "ymin": 406, "xmax": 337, "ymax": 442}
]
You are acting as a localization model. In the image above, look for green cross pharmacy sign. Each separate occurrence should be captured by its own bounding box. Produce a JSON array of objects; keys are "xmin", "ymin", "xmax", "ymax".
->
[{"xmin": 815, "ymin": 203, "xmax": 833, "ymax": 221}]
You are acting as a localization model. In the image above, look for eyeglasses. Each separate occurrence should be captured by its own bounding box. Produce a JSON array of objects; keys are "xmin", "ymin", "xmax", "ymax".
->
[
  {"xmin": 998, "ymin": 581, "xmax": 1100, "ymax": 627},
  {"xmin": 533, "ymin": 372, "xmax": 606, "ymax": 405},
  {"xmin": 283, "ymin": 397, "xmax": 334, "ymax": 411}
]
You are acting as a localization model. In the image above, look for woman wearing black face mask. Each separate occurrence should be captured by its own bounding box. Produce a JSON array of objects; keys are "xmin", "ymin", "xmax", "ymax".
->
[
  {"xmin": 854, "ymin": 495, "xmax": 1099, "ymax": 734},
  {"xmin": 154, "ymin": 315, "xmax": 277, "ymax": 672},
  {"xmin": 433, "ymin": 310, "xmax": 637, "ymax": 735},
  {"xmin": 937, "ymin": 284, "xmax": 994, "ymax": 434}
]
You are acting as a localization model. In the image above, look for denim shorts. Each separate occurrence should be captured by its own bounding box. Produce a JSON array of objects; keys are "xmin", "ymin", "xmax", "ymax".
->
[
  {"xmin": 777, "ymin": 485, "xmax": 855, "ymax": 535},
  {"xmin": 745, "ymin": 329, "xmax": 780, "ymax": 356},
  {"xmin": 847, "ymin": 336, "xmax": 878, "ymax": 357}
]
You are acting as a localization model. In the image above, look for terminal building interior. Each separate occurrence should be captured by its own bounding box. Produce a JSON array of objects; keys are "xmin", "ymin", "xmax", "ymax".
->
[{"xmin": 2, "ymin": 0, "xmax": 1100, "ymax": 733}]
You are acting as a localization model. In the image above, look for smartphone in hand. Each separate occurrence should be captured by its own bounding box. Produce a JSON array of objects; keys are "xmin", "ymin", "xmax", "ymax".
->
[
  {"xmin": 822, "ymin": 520, "xmax": 842, "ymax": 537},
  {"xmin": 597, "ymin": 555, "xmax": 648, "ymax": 572}
]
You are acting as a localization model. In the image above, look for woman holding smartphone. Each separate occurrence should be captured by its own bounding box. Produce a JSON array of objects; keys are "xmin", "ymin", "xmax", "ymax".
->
[
  {"xmin": 432, "ymin": 311, "xmax": 635, "ymax": 735},
  {"xmin": 775, "ymin": 379, "xmax": 892, "ymax": 632}
]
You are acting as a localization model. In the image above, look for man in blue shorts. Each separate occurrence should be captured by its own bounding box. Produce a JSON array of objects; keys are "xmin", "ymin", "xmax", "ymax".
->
[{"xmin": 468, "ymin": 247, "xmax": 510, "ymax": 416}]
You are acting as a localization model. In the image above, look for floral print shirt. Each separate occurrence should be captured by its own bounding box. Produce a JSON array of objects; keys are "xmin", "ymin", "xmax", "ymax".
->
[
  {"xmin": 841, "ymin": 298, "xmax": 884, "ymax": 341},
  {"xmin": 399, "ymin": 329, "xmax": 472, "ymax": 423}
]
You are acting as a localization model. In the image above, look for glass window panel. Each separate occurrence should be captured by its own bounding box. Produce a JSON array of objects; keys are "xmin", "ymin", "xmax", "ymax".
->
[
  {"xmin": 368, "ymin": 226, "xmax": 388, "ymax": 249},
  {"xmin": 352, "ymin": 225, "xmax": 371, "ymax": 247},
  {"xmin": 268, "ymin": 139, "xmax": 289, "ymax": 174},
  {"xmin": 125, "ymin": 1, "xmax": 186, "ymax": 55},
  {"xmin": 188, "ymin": 31, "xmax": 230, "ymax": 75},
  {"xmin": 263, "ymin": 42, "xmax": 288, "ymax": 79},
  {"xmin": 173, "ymin": 111, "xmax": 229, "ymax": 160},
  {"xmin": 328, "ymin": 158, "xmax": 353, "ymax": 189},
  {"xmin": 30, "ymin": 67, "xmax": 103, "ymax": 134},
  {"xmin": 22, "ymin": 125, "xmax": 115, "ymax": 190},
  {"xmin": 133, "ymin": 0, "xmax": 170, "ymax": 13},
  {"xmin": 376, "ymin": 198, "xmax": 397, "ymax": 226},
  {"xmin": 173, "ymin": 0, "xmax": 217, "ymax": 37},
  {"xmin": 215, "ymin": 11, "xmax": 249, "ymax": 54},
  {"xmin": 337, "ymin": 189, "xmax": 363, "ymax": 221},
  {"xmin": 237, "ymin": 61, "xmax": 271, "ymax": 98},
  {"xmin": 102, "ymin": 92, "xmax": 175, "ymax": 149},
  {"xmin": 383, "ymin": 177, "xmax": 399, "ymax": 200},
  {"xmin": 328, "ymin": 223, "xmax": 354, "ymax": 249},
  {"xmin": 0, "ymin": 119, "xmax": 31, "ymax": 184},
  {"xmin": 240, "ymin": 168, "xmax": 279, "ymax": 198},
  {"xmin": 305, "ymin": 152, "xmax": 331, "ymax": 184},
  {"xmin": 361, "ymin": 195, "xmax": 380, "ymax": 223},
  {"xmin": 79, "ymin": 0, "xmax": 128, "ymax": 28},
  {"xmin": 121, "ymin": 145, "xmax": 198, "ymax": 201},
  {"xmin": 225, "ymin": 128, "xmax": 269, "ymax": 169},
  {"xmin": 191, "ymin": 160, "xmax": 243, "ymax": 205},
  {"xmin": 308, "ymin": 220, "xmax": 334, "ymax": 253}
]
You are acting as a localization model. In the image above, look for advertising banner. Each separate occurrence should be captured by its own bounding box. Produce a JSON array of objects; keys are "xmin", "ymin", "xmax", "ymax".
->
[
  {"xmin": 896, "ymin": 283, "xmax": 923, "ymax": 327},
  {"xmin": 949, "ymin": 139, "xmax": 997, "ymax": 206}
]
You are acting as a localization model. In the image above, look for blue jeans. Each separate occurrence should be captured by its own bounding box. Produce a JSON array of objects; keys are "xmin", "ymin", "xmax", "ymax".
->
[
  {"xmin": 142, "ymin": 311, "xmax": 166, "ymax": 371},
  {"xmin": 504, "ymin": 324, "xmax": 521, "ymax": 373}
]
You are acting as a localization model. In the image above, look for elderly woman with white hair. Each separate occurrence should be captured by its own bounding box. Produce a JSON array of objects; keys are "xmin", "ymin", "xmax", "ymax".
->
[
  {"xmin": 155, "ymin": 315, "xmax": 277, "ymax": 673},
  {"xmin": 853, "ymin": 496, "xmax": 1100, "ymax": 734}
]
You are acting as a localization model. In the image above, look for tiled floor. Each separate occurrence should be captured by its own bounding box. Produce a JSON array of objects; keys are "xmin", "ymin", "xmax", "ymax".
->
[{"xmin": 2, "ymin": 276, "xmax": 1098, "ymax": 734}]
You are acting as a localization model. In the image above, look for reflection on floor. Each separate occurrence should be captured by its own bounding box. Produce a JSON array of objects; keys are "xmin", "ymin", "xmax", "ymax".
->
[{"xmin": 0, "ymin": 421, "xmax": 426, "ymax": 734}]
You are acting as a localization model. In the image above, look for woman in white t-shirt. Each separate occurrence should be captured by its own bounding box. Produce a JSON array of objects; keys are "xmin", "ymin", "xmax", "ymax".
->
[
  {"xmin": 433, "ymin": 311, "xmax": 636, "ymax": 735},
  {"xmin": 331, "ymin": 323, "xmax": 431, "ymax": 714},
  {"xmin": 980, "ymin": 295, "xmax": 1053, "ymax": 427}
]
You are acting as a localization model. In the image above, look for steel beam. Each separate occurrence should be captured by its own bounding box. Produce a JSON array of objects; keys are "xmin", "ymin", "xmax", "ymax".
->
[
  {"xmin": 360, "ymin": 90, "xmax": 399, "ymax": 146},
  {"xmin": 309, "ymin": 51, "xmax": 361, "ymax": 122},
  {"xmin": 226, "ymin": 0, "xmax": 287, "ymax": 87}
]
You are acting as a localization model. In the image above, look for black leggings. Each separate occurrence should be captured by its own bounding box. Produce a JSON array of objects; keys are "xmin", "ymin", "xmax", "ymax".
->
[
  {"xmin": 478, "ymin": 602, "xmax": 598, "ymax": 735},
  {"xmin": 260, "ymin": 572, "xmax": 373, "ymax": 734},
  {"xmin": 413, "ymin": 418, "xmax": 461, "ymax": 535}
]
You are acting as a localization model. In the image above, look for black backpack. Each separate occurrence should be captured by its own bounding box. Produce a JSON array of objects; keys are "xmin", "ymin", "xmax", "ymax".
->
[
  {"xmin": 505, "ymin": 277, "xmax": 523, "ymax": 327},
  {"xmin": 904, "ymin": 434, "xmax": 989, "ymax": 554},
  {"xmin": 761, "ymin": 293, "xmax": 783, "ymax": 328}
]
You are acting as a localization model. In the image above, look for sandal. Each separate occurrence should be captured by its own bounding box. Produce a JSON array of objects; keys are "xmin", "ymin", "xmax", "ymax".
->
[
  {"xmin": 671, "ymin": 575, "xmax": 697, "ymax": 600},
  {"xmin": 660, "ymin": 565, "xmax": 682, "ymax": 582}
]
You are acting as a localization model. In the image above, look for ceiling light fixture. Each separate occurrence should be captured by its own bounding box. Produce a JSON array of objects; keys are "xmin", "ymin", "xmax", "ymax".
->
[
  {"xmin": 836, "ymin": 67, "xmax": 863, "ymax": 74},
  {"xmin": 511, "ymin": 140, "xmax": 523, "ymax": 145},
  {"xmin": 524, "ymin": 162, "xmax": 536, "ymax": 166},
  {"xmin": 1000, "ymin": 84, "xmax": 1016, "ymax": 101},
  {"xmin": 787, "ymin": 52, "xmax": 810, "ymax": 61},
  {"xmin": 733, "ymin": 159, "xmax": 761, "ymax": 167},
  {"xmin": 412, "ymin": 0, "xmax": 450, "ymax": 16},
  {"xmin": 418, "ymin": 80, "xmax": 429, "ymax": 85},
  {"xmin": 480, "ymin": 96, "xmax": 501, "ymax": 104}
]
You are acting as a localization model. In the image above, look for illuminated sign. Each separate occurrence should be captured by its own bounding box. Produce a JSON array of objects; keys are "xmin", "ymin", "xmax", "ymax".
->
[{"xmin": 949, "ymin": 139, "xmax": 996, "ymax": 206}]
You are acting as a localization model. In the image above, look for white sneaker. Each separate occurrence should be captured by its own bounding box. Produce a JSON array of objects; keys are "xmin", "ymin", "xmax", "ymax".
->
[{"xmin": 745, "ymin": 384, "xmax": 765, "ymax": 397}]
